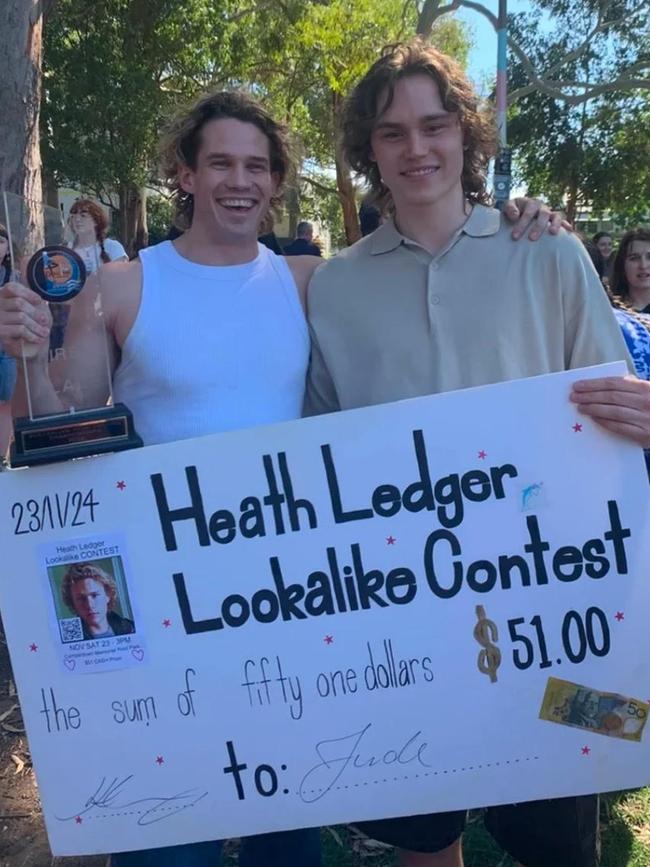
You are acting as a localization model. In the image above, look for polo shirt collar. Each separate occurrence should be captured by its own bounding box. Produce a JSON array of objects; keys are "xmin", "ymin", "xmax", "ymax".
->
[
  {"xmin": 370, "ymin": 204, "xmax": 501, "ymax": 255},
  {"xmin": 370, "ymin": 219, "xmax": 403, "ymax": 255}
]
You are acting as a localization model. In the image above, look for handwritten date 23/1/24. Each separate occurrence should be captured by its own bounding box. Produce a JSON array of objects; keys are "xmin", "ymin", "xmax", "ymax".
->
[{"xmin": 12, "ymin": 489, "xmax": 99, "ymax": 535}]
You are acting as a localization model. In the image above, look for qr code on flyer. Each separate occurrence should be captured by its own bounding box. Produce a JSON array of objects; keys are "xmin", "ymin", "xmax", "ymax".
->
[{"xmin": 59, "ymin": 617, "xmax": 84, "ymax": 644}]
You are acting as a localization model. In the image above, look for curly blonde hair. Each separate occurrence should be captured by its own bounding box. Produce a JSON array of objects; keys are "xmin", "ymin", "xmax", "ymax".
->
[
  {"xmin": 342, "ymin": 39, "xmax": 498, "ymax": 211},
  {"xmin": 61, "ymin": 563, "xmax": 117, "ymax": 613},
  {"xmin": 159, "ymin": 90, "xmax": 295, "ymax": 231}
]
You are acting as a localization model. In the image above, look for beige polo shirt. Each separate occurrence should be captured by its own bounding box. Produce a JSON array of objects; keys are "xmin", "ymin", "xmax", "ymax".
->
[{"xmin": 305, "ymin": 204, "xmax": 632, "ymax": 413}]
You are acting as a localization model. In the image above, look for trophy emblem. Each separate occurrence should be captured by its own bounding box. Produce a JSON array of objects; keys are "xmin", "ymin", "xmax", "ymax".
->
[{"xmin": 26, "ymin": 245, "xmax": 86, "ymax": 303}]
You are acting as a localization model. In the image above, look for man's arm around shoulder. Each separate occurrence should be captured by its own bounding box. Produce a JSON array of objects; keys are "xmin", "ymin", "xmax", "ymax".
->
[{"xmin": 285, "ymin": 255, "xmax": 323, "ymax": 315}]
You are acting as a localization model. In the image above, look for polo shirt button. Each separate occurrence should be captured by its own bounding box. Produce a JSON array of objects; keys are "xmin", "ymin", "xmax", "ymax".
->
[
  {"xmin": 431, "ymin": 262, "xmax": 439, "ymax": 270},
  {"xmin": 430, "ymin": 295, "xmax": 441, "ymax": 305}
]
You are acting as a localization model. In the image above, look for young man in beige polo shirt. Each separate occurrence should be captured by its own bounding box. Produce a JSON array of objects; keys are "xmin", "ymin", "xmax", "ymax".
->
[{"xmin": 305, "ymin": 39, "xmax": 645, "ymax": 867}]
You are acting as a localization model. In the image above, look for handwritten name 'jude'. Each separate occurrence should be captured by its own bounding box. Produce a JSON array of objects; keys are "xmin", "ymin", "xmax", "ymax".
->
[{"xmin": 150, "ymin": 430, "xmax": 631, "ymax": 635}]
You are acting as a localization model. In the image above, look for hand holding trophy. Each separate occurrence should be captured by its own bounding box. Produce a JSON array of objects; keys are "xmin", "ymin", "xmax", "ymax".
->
[
  {"xmin": 0, "ymin": 273, "xmax": 54, "ymax": 360},
  {"xmin": 0, "ymin": 191, "xmax": 142, "ymax": 467}
]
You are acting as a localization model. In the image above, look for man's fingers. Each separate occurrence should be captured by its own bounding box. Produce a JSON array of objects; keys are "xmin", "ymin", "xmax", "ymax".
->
[
  {"xmin": 577, "ymin": 400, "xmax": 648, "ymax": 424},
  {"xmin": 575, "ymin": 397, "xmax": 650, "ymax": 448},
  {"xmin": 1, "ymin": 310, "xmax": 50, "ymax": 339},
  {"xmin": 0, "ymin": 294, "xmax": 49, "ymax": 322},
  {"xmin": 510, "ymin": 197, "xmax": 549, "ymax": 240},
  {"xmin": 582, "ymin": 418, "xmax": 649, "ymax": 447},
  {"xmin": 502, "ymin": 200, "xmax": 520, "ymax": 220},
  {"xmin": 572, "ymin": 391, "xmax": 650, "ymax": 413},
  {"xmin": 1, "ymin": 281, "xmax": 43, "ymax": 306},
  {"xmin": 547, "ymin": 212, "xmax": 567, "ymax": 235},
  {"xmin": 572, "ymin": 376, "xmax": 650, "ymax": 398}
]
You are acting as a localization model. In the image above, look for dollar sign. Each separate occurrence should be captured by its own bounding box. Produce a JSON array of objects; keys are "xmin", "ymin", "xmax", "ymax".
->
[{"xmin": 474, "ymin": 605, "xmax": 501, "ymax": 683}]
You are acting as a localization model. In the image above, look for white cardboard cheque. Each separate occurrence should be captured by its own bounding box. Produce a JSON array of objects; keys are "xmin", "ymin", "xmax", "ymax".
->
[{"xmin": 1, "ymin": 362, "xmax": 649, "ymax": 856}]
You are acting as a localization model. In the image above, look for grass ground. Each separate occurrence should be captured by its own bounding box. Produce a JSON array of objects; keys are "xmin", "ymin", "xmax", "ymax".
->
[{"xmin": 314, "ymin": 793, "xmax": 650, "ymax": 866}]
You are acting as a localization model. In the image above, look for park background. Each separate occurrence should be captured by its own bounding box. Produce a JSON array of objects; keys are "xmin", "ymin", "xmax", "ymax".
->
[{"xmin": 1, "ymin": 0, "xmax": 649, "ymax": 864}]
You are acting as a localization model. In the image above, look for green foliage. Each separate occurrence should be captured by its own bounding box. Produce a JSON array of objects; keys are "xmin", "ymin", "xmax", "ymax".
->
[
  {"xmin": 42, "ymin": 0, "xmax": 471, "ymax": 241},
  {"xmin": 299, "ymin": 175, "xmax": 347, "ymax": 251},
  {"xmin": 146, "ymin": 195, "xmax": 174, "ymax": 246},
  {"xmin": 230, "ymin": 0, "xmax": 470, "ymax": 238},
  {"xmin": 506, "ymin": 1, "xmax": 649, "ymax": 221},
  {"xmin": 42, "ymin": 0, "xmax": 238, "ymax": 199}
]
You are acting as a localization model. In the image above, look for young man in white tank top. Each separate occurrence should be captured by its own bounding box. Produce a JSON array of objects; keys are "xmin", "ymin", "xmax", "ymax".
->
[{"xmin": 0, "ymin": 85, "xmax": 565, "ymax": 867}]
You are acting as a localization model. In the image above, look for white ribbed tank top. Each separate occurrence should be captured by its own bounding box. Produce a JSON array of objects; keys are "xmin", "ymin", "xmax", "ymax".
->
[{"xmin": 113, "ymin": 241, "xmax": 309, "ymax": 446}]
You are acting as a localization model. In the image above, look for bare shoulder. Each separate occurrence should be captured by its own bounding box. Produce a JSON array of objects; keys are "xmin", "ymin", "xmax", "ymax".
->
[
  {"xmin": 93, "ymin": 259, "xmax": 143, "ymax": 347},
  {"xmin": 285, "ymin": 255, "xmax": 324, "ymax": 313}
]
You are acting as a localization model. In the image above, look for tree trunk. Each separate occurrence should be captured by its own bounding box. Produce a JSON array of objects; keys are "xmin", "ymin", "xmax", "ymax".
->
[
  {"xmin": 566, "ymin": 178, "xmax": 578, "ymax": 226},
  {"xmin": 285, "ymin": 186, "xmax": 300, "ymax": 239},
  {"xmin": 43, "ymin": 166, "xmax": 59, "ymax": 211},
  {"xmin": 133, "ymin": 188, "xmax": 148, "ymax": 254},
  {"xmin": 417, "ymin": 0, "xmax": 440, "ymax": 37},
  {"xmin": 0, "ymin": 1, "xmax": 49, "ymax": 250},
  {"xmin": 118, "ymin": 184, "xmax": 148, "ymax": 256},
  {"xmin": 332, "ymin": 93, "xmax": 360, "ymax": 246}
]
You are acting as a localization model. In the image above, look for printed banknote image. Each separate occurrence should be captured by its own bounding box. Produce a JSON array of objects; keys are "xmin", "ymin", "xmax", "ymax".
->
[{"xmin": 539, "ymin": 676, "xmax": 648, "ymax": 742}]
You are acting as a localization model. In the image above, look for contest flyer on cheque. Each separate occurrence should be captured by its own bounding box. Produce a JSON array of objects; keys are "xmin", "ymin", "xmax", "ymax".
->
[{"xmin": 1, "ymin": 361, "xmax": 649, "ymax": 856}]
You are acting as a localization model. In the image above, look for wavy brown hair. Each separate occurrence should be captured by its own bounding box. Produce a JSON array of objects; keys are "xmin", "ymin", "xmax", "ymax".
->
[
  {"xmin": 342, "ymin": 39, "xmax": 498, "ymax": 210},
  {"xmin": 611, "ymin": 227, "xmax": 650, "ymax": 302},
  {"xmin": 160, "ymin": 90, "xmax": 295, "ymax": 230},
  {"xmin": 69, "ymin": 199, "xmax": 111, "ymax": 263},
  {"xmin": 61, "ymin": 562, "xmax": 118, "ymax": 613}
]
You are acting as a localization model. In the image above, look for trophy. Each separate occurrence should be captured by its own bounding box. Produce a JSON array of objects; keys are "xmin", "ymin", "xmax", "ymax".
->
[{"xmin": 1, "ymin": 190, "xmax": 142, "ymax": 467}]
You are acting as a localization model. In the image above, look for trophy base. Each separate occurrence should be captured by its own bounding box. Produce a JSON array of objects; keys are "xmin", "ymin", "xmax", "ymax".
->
[{"xmin": 9, "ymin": 403, "xmax": 143, "ymax": 468}]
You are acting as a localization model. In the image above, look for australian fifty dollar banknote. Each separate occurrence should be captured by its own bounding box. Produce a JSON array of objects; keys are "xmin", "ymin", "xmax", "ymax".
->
[{"xmin": 539, "ymin": 677, "xmax": 648, "ymax": 742}]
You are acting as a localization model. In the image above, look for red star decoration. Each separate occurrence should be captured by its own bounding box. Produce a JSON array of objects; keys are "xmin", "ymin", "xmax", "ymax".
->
[
  {"xmin": 615, "ymin": 611, "xmax": 624, "ymax": 621},
  {"xmin": 324, "ymin": 635, "xmax": 334, "ymax": 645},
  {"xmin": 162, "ymin": 618, "xmax": 171, "ymax": 628},
  {"xmin": 75, "ymin": 816, "xmax": 83, "ymax": 824},
  {"xmin": 478, "ymin": 450, "xmax": 487, "ymax": 460},
  {"xmin": 29, "ymin": 643, "xmax": 38, "ymax": 652},
  {"xmin": 116, "ymin": 480, "xmax": 126, "ymax": 490},
  {"xmin": 386, "ymin": 536, "xmax": 396, "ymax": 545},
  {"xmin": 581, "ymin": 746, "xmax": 591, "ymax": 755},
  {"xmin": 572, "ymin": 423, "xmax": 583, "ymax": 433},
  {"xmin": 156, "ymin": 756, "xmax": 164, "ymax": 765}
]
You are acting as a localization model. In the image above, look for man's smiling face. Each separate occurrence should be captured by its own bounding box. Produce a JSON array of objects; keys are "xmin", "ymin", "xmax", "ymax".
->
[
  {"xmin": 370, "ymin": 74, "xmax": 465, "ymax": 218},
  {"xmin": 180, "ymin": 118, "xmax": 278, "ymax": 243}
]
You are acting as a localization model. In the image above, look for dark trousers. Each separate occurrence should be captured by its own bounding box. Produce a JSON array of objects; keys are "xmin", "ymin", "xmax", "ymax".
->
[{"xmin": 111, "ymin": 828, "xmax": 322, "ymax": 867}]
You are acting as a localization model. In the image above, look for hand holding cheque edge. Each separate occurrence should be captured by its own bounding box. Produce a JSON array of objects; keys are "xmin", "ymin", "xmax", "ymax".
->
[{"xmin": 571, "ymin": 375, "xmax": 650, "ymax": 448}]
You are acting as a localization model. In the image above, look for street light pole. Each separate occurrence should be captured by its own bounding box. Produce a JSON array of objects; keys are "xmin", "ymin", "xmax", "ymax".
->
[{"xmin": 493, "ymin": 0, "xmax": 512, "ymax": 206}]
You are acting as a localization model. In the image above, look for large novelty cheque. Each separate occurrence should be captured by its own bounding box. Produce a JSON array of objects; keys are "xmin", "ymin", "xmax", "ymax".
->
[{"xmin": 1, "ymin": 362, "xmax": 649, "ymax": 856}]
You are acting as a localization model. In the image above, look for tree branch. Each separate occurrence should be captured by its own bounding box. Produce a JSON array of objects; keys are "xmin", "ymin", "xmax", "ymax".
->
[
  {"xmin": 418, "ymin": 0, "xmax": 498, "ymax": 36},
  {"xmin": 509, "ymin": 76, "xmax": 649, "ymax": 106},
  {"xmin": 300, "ymin": 174, "xmax": 338, "ymax": 196},
  {"xmin": 420, "ymin": 0, "xmax": 649, "ymax": 107}
]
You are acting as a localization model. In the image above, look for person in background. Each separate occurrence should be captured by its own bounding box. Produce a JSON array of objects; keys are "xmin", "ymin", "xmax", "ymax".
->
[
  {"xmin": 583, "ymin": 238, "xmax": 650, "ymax": 382},
  {"xmin": 359, "ymin": 199, "xmax": 383, "ymax": 236},
  {"xmin": 610, "ymin": 227, "xmax": 650, "ymax": 315},
  {"xmin": 68, "ymin": 198, "xmax": 128, "ymax": 274},
  {"xmin": 592, "ymin": 231, "xmax": 614, "ymax": 284},
  {"xmin": 592, "ymin": 231, "xmax": 613, "ymax": 261},
  {"xmin": 283, "ymin": 220, "xmax": 322, "ymax": 256}
]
